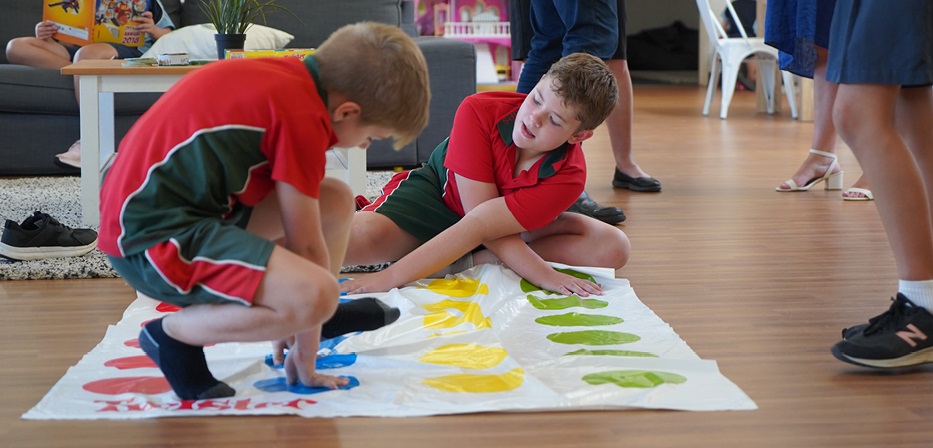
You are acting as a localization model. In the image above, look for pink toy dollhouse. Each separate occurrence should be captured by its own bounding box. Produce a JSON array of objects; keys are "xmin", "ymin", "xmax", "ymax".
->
[{"xmin": 430, "ymin": 0, "xmax": 513, "ymax": 83}]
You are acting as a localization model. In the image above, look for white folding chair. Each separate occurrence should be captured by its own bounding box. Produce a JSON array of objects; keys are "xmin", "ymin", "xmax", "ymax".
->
[{"xmin": 696, "ymin": 0, "xmax": 798, "ymax": 119}]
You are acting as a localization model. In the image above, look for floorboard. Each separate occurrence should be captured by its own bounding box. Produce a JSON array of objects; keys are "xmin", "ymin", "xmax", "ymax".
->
[{"xmin": 2, "ymin": 85, "xmax": 926, "ymax": 447}]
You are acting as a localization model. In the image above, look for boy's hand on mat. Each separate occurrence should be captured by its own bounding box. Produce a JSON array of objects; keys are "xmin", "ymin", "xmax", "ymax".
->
[
  {"xmin": 340, "ymin": 271, "xmax": 394, "ymax": 294},
  {"xmin": 283, "ymin": 337, "xmax": 349, "ymax": 389},
  {"xmin": 538, "ymin": 271, "xmax": 603, "ymax": 297}
]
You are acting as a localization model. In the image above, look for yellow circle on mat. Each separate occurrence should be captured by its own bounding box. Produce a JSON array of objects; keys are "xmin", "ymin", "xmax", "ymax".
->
[
  {"xmin": 424, "ymin": 277, "xmax": 489, "ymax": 297},
  {"xmin": 419, "ymin": 344, "xmax": 509, "ymax": 369},
  {"xmin": 423, "ymin": 368, "xmax": 525, "ymax": 393}
]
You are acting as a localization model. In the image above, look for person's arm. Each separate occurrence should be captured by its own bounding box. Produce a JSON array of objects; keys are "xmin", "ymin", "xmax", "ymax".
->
[
  {"xmin": 456, "ymin": 175, "xmax": 602, "ymax": 296},
  {"xmin": 341, "ymin": 196, "xmax": 518, "ymax": 294},
  {"xmin": 276, "ymin": 181, "xmax": 331, "ymax": 269},
  {"xmin": 131, "ymin": 11, "xmax": 171, "ymax": 40},
  {"xmin": 273, "ymin": 181, "xmax": 348, "ymax": 387}
]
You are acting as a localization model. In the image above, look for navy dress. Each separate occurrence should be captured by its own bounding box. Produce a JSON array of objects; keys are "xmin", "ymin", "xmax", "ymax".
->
[
  {"xmin": 826, "ymin": 0, "xmax": 933, "ymax": 86},
  {"xmin": 764, "ymin": 0, "xmax": 836, "ymax": 79}
]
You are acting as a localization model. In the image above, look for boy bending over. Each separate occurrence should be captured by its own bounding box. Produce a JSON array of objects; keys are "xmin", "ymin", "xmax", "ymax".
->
[
  {"xmin": 342, "ymin": 53, "xmax": 630, "ymax": 296},
  {"xmin": 98, "ymin": 22, "xmax": 430, "ymax": 400}
]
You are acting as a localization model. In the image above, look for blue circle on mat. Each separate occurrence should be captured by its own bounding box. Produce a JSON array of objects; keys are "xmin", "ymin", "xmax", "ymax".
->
[
  {"xmin": 253, "ymin": 376, "xmax": 360, "ymax": 394},
  {"xmin": 264, "ymin": 352, "xmax": 357, "ymax": 370}
]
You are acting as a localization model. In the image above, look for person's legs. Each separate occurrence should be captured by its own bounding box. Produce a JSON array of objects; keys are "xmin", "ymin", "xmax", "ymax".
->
[
  {"xmin": 834, "ymin": 84, "xmax": 933, "ymax": 281},
  {"xmin": 473, "ymin": 212, "xmax": 630, "ymax": 269},
  {"xmin": 607, "ymin": 58, "xmax": 660, "ymax": 192},
  {"xmin": 517, "ymin": 0, "xmax": 565, "ymax": 93},
  {"xmin": 342, "ymin": 210, "xmax": 422, "ymax": 266},
  {"xmin": 830, "ymin": 84, "xmax": 933, "ymax": 368},
  {"xmin": 4, "ymin": 37, "xmax": 72, "ymax": 69},
  {"xmin": 896, "ymin": 86, "xmax": 933, "ymax": 224},
  {"xmin": 53, "ymin": 43, "xmax": 125, "ymax": 168},
  {"xmin": 776, "ymin": 47, "xmax": 872, "ymax": 197},
  {"xmin": 246, "ymin": 178, "xmax": 400, "ymax": 339}
]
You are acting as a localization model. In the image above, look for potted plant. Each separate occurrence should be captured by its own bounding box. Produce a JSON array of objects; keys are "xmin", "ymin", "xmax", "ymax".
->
[{"xmin": 199, "ymin": 0, "xmax": 294, "ymax": 59}]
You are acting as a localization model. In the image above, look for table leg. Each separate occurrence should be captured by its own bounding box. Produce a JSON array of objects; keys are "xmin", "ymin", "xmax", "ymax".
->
[{"xmin": 78, "ymin": 75, "xmax": 101, "ymax": 226}]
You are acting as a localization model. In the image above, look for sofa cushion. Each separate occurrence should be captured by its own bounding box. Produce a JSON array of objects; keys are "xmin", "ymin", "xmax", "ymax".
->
[
  {"xmin": 141, "ymin": 24, "xmax": 294, "ymax": 60},
  {"xmin": 180, "ymin": 0, "xmax": 405, "ymax": 48},
  {"xmin": 0, "ymin": 66, "xmax": 76, "ymax": 114}
]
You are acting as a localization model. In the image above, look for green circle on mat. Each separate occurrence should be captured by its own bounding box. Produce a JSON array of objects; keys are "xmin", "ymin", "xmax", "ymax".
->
[
  {"xmin": 546, "ymin": 330, "xmax": 640, "ymax": 345},
  {"xmin": 535, "ymin": 312, "xmax": 623, "ymax": 327},
  {"xmin": 520, "ymin": 268, "xmax": 595, "ymax": 294},
  {"xmin": 565, "ymin": 349, "xmax": 657, "ymax": 358},
  {"xmin": 526, "ymin": 294, "xmax": 608, "ymax": 310},
  {"xmin": 582, "ymin": 370, "xmax": 687, "ymax": 388}
]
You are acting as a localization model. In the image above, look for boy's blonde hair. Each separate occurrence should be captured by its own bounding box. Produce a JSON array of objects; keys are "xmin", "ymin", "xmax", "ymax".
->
[
  {"xmin": 314, "ymin": 22, "xmax": 431, "ymax": 149},
  {"xmin": 544, "ymin": 53, "xmax": 618, "ymax": 131}
]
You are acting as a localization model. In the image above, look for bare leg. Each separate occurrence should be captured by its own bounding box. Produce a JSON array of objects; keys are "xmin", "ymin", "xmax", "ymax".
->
[
  {"xmin": 834, "ymin": 84, "xmax": 933, "ymax": 280},
  {"xmin": 607, "ymin": 59, "xmax": 651, "ymax": 179},
  {"xmin": 4, "ymin": 37, "xmax": 71, "ymax": 69},
  {"xmin": 777, "ymin": 48, "xmax": 843, "ymax": 190},
  {"xmin": 896, "ymin": 87, "xmax": 933, "ymax": 255},
  {"xmin": 52, "ymin": 43, "xmax": 123, "ymax": 166},
  {"xmin": 343, "ymin": 211, "xmax": 421, "ymax": 266},
  {"xmin": 70, "ymin": 43, "xmax": 120, "ymax": 103}
]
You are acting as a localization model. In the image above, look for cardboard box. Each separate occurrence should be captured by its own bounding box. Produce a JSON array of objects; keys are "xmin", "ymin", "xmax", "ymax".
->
[{"xmin": 225, "ymin": 48, "xmax": 316, "ymax": 60}]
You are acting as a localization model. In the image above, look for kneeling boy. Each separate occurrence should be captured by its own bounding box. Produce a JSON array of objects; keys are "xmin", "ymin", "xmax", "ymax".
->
[{"xmin": 98, "ymin": 22, "xmax": 430, "ymax": 400}]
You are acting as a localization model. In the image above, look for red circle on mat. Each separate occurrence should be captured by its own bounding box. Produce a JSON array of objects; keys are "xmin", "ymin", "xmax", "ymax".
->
[
  {"xmin": 104, "ymin": 355, "xmax": 157, "ymax": 370},
  {"xmin": 124, "ymin": 338, "xmax": 140, "ymax": 348},
  {"xmin": 156, "ymin": 302, "xmax": 181, "ymax": 313},
  {"xmin": 83, "ymin": 376, "xmax": 171, "ymax": 395}
]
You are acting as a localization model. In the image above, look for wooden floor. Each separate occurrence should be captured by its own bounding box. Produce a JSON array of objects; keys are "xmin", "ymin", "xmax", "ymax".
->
[{"xmin": 2, "ymin": 86, "xmax": 930, "ymax": 447}]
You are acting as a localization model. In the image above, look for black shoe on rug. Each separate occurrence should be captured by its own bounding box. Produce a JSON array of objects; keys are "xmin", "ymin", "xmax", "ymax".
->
[
  {"xmin": 566, "ymin": 191, "xmax": 625, "ymax": 225},
  {"xmin": 0, "ymin": 211, "xmax": 98, "ymax": 261},
  {"xmin": 831, "ymin": 294, "xmax": 933, "ymax": 369},
  {"xmin": 612, "ymin": 169, "xmax": 662, "ymax": 192}
]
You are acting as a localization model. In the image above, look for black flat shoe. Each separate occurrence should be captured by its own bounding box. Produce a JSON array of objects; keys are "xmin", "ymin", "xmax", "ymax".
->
[
  {"xmin": 566, "ymin": 191, "xmax": 625, "ymax": 225},
  {"xmin": 612, "ymin": 169, "xmax": 661, "ymax": 192}
]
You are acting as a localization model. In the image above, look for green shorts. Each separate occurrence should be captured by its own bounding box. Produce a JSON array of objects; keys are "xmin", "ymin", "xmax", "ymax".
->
[
  {"xmin": 360, "ymin": 167, "xmax": 462, "ymax": 242},
  {"xmin": 107, "ymin": 216, "xmax": 275, "ymax": 308}
]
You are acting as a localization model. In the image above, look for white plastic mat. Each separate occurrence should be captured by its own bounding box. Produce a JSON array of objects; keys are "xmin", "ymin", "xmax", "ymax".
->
[{"xmin": 24, "ymin": 264, "xmax": 755, "ymax": 419}]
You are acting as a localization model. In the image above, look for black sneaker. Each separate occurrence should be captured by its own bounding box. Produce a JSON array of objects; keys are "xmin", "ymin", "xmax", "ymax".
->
[
  {"xmin": 831, "ymin": 294, "xmax": 933, "ymax": 368},
  {"xmin": 0, "ymin": 211, "xmax": 98, "ymax": 261},
  {"xmin": 566, "ymin": 191, "xmax": 625, "ymax": 225}
]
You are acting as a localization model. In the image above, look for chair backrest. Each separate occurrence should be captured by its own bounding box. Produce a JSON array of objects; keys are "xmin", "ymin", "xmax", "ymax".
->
[{"xmin": 694, "ymin": 0, "xmax": 753, "ymax": 46}]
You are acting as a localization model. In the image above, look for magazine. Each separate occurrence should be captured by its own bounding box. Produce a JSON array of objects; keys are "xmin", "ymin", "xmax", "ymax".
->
[{"xmin": 42, "ymin": 0, "xmax": 149, "ymax": 47}]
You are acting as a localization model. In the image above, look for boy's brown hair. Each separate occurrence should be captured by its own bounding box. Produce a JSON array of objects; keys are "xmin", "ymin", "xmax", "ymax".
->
[
  {"xmin": 544, "ymin": 52, "xmax": 618, "ymax": 132},
  {"xmin": 313, "ymin": 22, "xmax": 431, "ymax": 149}
]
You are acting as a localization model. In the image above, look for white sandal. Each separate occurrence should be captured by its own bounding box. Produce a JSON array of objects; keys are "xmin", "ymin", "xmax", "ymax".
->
[
  {"xmin": 843, "ymin": 187, "xmax": 874, "ymax": 201},
  {"xmin": 775, "ymin": 149, "xmax": 844, "ymax": 192}
]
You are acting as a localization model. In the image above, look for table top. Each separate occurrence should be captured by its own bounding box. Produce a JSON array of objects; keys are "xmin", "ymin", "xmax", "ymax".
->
[{"xmin": 61, "ymin": 59, "xmax": 206, "ymax": 76}]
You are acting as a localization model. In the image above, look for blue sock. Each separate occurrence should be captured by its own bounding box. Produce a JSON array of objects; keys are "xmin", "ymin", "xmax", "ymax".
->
[{"xmin": 139, "ymin": 318, "xmax": 235, "ymax": 400}]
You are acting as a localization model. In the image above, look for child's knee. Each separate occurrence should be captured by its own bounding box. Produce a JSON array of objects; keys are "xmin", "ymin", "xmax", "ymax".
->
[
  {"xmin": 605, "ymin": 229, "xmax": 631, "ymax": 269},
  {"xmin": 73, "ymin": 43, "xmax": 116, "ymax": 61},
  {"xmin": 319, "ymin": 178, "xmax": 355, "ymax": 216},
  {"xmin": 288, "ymin": 274, "xmax": 340, "ymax": 327}
]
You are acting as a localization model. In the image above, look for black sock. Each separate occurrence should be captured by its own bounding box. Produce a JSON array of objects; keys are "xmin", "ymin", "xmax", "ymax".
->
[
  {"xmin": 322, "ymin": 297, "xmax": 401, "ymax": 339},
  {"xmin": 139, "ymin": 318, "xmax": 235, "ymax": 400}
]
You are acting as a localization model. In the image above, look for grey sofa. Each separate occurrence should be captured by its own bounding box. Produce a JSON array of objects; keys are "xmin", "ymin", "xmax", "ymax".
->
[{"xmin": 0, "ymin": 0, "xmax": 475, "ymax": 176}]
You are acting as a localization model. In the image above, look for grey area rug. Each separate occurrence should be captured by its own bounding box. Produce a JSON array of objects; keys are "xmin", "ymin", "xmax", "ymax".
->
[{"xmin": 0, "ymin": 172, "xmax": 395, "ymax": 281}]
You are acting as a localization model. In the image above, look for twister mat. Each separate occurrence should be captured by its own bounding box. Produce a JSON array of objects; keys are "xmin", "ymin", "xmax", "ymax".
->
[{"xmin": 24, "ymin": 264, "xmax": 756, "ymax": 419}]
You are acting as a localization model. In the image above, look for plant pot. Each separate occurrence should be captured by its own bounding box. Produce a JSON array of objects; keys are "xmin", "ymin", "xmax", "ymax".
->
[{"xmin": 214, "ymin": 33, "xmax": 247, "ymax": 59}]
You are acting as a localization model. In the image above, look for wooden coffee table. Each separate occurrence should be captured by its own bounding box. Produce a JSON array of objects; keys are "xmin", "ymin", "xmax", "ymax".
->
[{"xmin": 62, "ymin": 59, "xmax": 365, "ymax": 225}]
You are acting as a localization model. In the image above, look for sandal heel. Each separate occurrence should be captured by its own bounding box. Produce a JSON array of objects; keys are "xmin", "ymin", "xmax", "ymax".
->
[{"xmin": 825, "ymin": 171, "xmax": 844, "ymax": 190}]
